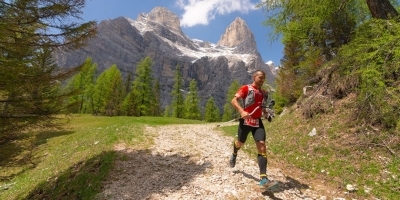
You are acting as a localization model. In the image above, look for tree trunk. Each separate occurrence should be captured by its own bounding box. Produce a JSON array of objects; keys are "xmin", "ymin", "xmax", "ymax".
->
[{"xmin": 366, "ymin": 0, "xmax": 398, "ymax": 19}]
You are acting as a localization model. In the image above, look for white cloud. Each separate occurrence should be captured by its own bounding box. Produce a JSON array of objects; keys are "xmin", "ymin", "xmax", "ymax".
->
[{"xmin": 176, "ymin": 0, "xmax": 258, "ymax": 27}]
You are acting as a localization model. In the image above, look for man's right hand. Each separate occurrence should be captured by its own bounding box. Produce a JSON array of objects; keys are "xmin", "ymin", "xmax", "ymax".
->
[{"xmin": 241, "ymin": 111, "xmax": 250, "ymax": 119}]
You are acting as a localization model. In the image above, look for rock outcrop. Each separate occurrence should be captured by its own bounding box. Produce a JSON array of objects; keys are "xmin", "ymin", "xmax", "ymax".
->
[
  {"xmin": 217, "ymin": 17, "xmax": 257, "ymax": 54},
  {"xmin": 145, "ymin": 7, "xmax": 181, "ymax": 34}
]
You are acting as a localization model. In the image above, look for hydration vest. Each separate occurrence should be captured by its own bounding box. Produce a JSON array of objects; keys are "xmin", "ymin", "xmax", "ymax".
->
[
  {"xmin": 243, "ymin": 85, "xmax": 268, "ymax": 107},
  {"xmin": 242, "ymin": 84, "xmax": 268, "ymax": 118}
]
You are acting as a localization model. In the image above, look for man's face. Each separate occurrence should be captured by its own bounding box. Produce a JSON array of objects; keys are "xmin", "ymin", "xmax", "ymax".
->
[{"xmin": 253, "ymin": 72, "xmax": 265, "ymax": 87}]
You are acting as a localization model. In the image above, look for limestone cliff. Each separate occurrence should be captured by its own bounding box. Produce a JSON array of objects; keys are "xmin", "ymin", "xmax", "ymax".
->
[
  {"xmin": 217, "ymin": 17, "xmax": 257, "ymax": 54},
  {"xmin": 55, "ymin": 7, "xmax": 276, "ymax": 111}
]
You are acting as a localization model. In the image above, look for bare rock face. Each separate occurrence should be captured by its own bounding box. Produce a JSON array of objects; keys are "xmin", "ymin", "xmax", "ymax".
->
[
  {"xmin": 146, "ymin": 7, "xmax": 181, "ymax": 33},
  {"xmin": 217, "ymin": 17, "xmax": 257, "ymax": 54},
  {"xmin": 55, "ymin": 7, "xmax": 276, "ymax": 111}
]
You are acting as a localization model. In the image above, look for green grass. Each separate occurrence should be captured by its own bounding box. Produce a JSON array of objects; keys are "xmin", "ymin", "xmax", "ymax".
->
[
  {"xmin": 1, "ymin": 113, "xmax": 398, "ymax": 199},
  {"xmin": 220, "ymin": 111, "xmax": 400, "ymax": 199},
  {"xmin": 0, "ymin": 115, "xmax": 203, "ymax": 200}
]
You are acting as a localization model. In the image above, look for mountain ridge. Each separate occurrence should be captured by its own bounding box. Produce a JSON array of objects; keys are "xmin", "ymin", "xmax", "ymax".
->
[{"xmin": 55, "ymin": 6, "xmax": 276, "ymax": 110}]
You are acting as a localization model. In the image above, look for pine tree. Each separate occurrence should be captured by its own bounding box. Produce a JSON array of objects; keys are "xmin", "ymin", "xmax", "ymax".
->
[
  {"xmin": 163, "ymin": 105, "xmax": 172, "ymax": 117},
  {"xmin": 184, "ymin": 79, "xmax": 201, "ymax": 120},
  {"xmin": 151, "ymin": 80, "xmax": 162, "ymax": 116},
  {"xmin": 222, "ymin": 80, "xmax": 240, "ymax": 121},
  {"xmin": 171, "ymin": 65, "xmax": 184, "ymax": 118},
  {"xmin": 65, "ymin": 57, "xmax": 97, "ymax": 114},
  {"xmin": 0, "ymin": 0, "xmax": 96, "ymax": 138},
  {"xmin": 123, "ymin": 57, "xmax": 154, "ymax": 116},
  {"xmin": 123, "ymin": 72, "xmax": 132, "ymax": 99},
  {"xmin": 92, "ymin": 65, "xmax": 123, "ymax": 116},
  {"xmin": 105, "ymin": 66, "xmax": 124, "ymax": 116},
  {"xmin": 259, "ymin": 0, "xmax": 361, "ymax": 102},
  {"xmin": 330, "ymin": 18, "xmax": 400, "ymax": 128},
  {"xmin": 259, "ymin": 0, "xmax": 400, "ymax": 128},
  {"xmin": 2, "ymin": 47, "xmax": 73, "ymax": 132},
  {"xmin": 204, "ymin": 96, "xmax": 220, "ymax": 122},
  {"xmin": 274, "ymin": 35, "xmax": 303, "ymax": 108}
]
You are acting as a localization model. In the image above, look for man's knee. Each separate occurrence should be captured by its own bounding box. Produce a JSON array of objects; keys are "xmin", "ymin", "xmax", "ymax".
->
[
  {"xmin": 256, "ymin": 140, "xmax": 266, "ymax": 146},
  {"xmin": 256, "ymin": 141, "xmax": 266, "ymax": 151},
  {"xmin": 236, "ymin": 140, "xmax": 244, "ymax": 147}
]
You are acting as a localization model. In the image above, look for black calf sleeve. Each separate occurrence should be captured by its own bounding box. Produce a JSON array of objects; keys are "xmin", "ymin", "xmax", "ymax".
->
[{"xmin": 258, "ymin": 153, "xmax": 267, "ymax": 178}]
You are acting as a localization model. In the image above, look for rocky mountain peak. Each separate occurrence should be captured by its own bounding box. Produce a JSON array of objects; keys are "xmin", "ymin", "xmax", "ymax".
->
[
  {"xmin": 55, "ymin": 8, "xmax": 276, "ymax": 112},
  {"xmin": 142, "ymin": 6, "xmax": 181, "ymax": 33},
  {"xmin": 217, "ymin": 17, "xmax": 257, "ymax": 54}
]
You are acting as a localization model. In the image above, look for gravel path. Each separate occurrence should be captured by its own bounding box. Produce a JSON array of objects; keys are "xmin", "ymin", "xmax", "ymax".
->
[{"xmin": 98, "ymin": 122, "xmax": 328, "ymax": 200}]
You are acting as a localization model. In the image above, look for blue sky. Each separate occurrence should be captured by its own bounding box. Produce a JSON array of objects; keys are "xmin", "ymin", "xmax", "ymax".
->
[{"xmin": 81, "ymin": 0, "xmax": 284, "ymax": 66}]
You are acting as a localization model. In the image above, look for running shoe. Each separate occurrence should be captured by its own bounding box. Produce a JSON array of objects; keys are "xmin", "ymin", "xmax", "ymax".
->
[{"xmin": 259, "ymin": 178, "xmax": 278, "ymax": 191}]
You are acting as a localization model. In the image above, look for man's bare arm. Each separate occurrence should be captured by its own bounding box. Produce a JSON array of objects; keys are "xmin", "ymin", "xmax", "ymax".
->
[{"xmin": 231, "ymin": 96, "xmax": 250, "ymax": 119}]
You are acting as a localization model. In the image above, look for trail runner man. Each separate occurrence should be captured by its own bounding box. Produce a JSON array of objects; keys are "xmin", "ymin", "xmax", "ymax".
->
[{"xmin": 229, "ymin": 70, "xmax": 278, "ymax": 191}]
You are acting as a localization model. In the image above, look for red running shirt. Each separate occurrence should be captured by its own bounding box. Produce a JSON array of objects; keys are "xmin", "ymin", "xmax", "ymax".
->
[{"xmin": 235, "ymin": 84, "xmax": 264, "ymax": 119}]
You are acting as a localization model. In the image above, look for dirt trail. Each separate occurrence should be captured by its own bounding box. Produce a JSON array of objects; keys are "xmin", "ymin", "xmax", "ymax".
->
[{"xmin": 98, "ymin": 122, "xmax": 332, "ymax": 200}]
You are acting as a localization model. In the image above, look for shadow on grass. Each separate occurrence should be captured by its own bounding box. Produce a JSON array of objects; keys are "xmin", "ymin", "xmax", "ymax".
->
[
  {"xmin": 22, "ymin": 149, "xmax": 209, "ymax": 200},
  {"xmin": 34, "ymin": 130, "xmax": 75, "ymax": 146},
  {"xmin": 21, "ymin": 151, "xmax": 115, "ymax": 200},
  {"xmin": 0, "ymin": 130, "xmax": 74, "ymax": 165},
  {"xmin": 0, "ymin": 130, "xmax": 75, "ymax": 181},
  {"xmin": 0, "ymin": 140, "xmax": 30, "ymax": 167}
]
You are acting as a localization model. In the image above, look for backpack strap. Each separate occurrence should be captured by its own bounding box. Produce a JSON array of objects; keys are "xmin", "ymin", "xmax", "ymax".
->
[{"xmin": 243, "ymin": 84, "xmax": 254, "ymax": 108}]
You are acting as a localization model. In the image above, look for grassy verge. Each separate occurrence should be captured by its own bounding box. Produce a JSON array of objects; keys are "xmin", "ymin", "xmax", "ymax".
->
[
  {"xmin": 221, "ymin": 110, "xmax": 399, "ymax": 199},
  {"xmin": 0, "ymin": 115, "xmax": 203, "ymax": 200}
]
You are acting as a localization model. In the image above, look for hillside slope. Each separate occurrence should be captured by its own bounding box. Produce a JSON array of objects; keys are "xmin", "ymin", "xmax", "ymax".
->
[{"xmin": 262, "ymin": 91, "xmax": 400, "ymax": 199}]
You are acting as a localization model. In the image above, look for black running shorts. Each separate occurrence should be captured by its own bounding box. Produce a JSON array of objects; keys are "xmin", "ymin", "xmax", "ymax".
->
[{"xmin": 237, "ymin": 118, "xmax": 266, "ymax": 143}]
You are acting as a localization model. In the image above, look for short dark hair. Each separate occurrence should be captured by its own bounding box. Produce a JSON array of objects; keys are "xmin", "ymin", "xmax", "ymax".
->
[{"xmin": 253, "ymin": 70, "xmax": 265, "ymax": 76}]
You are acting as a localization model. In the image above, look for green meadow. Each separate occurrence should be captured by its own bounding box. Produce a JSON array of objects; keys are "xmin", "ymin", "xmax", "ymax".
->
[{"xmin": 0, "ymin": 115, "xmax": 203, "ymax": 200}]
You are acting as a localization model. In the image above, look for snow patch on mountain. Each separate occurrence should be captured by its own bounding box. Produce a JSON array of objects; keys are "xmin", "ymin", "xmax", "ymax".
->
[
  {"xmin": 266, "ymin": 60, "xmax": 278, "ymax": 75},
  {"xmin": 126, "ymin": 16, "xmax": 251, "ymax": 64}
]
